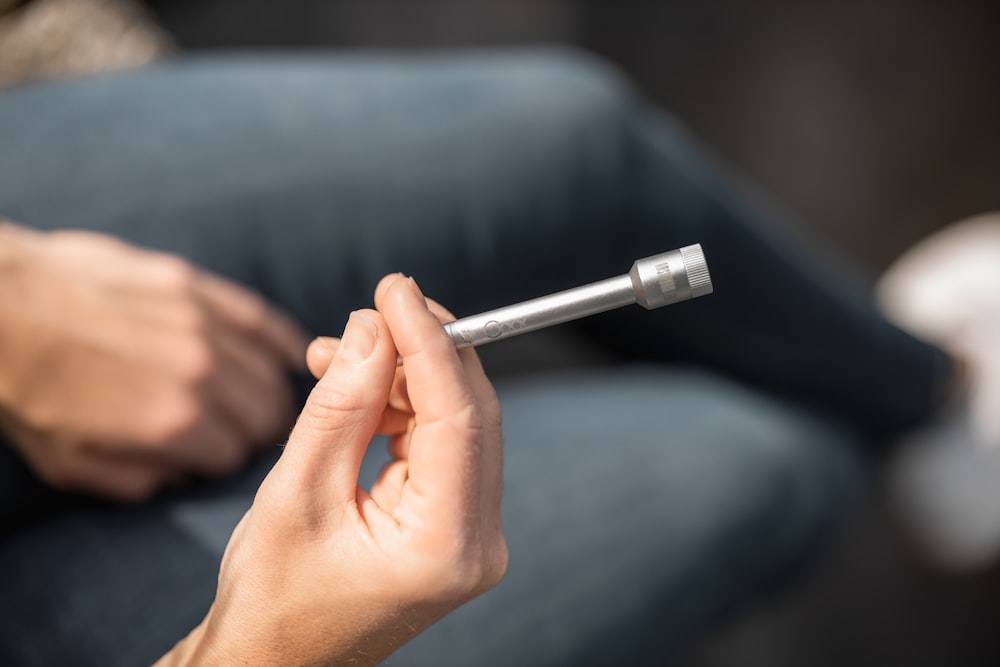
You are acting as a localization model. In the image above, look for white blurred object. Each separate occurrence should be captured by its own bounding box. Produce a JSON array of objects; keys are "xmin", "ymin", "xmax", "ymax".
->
[
  {"xmin": 0, "ymin": 0, "xmax": 173, "ymax": 88},
  {"xmin": 878, "ymin": 212, "xmax": 1000, "ymax": 571},
  {"xmin": 886, "ymin": 405, "xmax": 1000, "ymax": 572},
  {"xmin": 878, "ymin": 213, "xmax": 1000, "ymax": 446}
]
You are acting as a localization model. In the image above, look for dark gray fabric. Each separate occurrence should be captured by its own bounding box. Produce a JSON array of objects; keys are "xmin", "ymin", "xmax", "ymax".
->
[{"xmin": 0, "ymin": 50, "xmax": 944, "ymax": 664}]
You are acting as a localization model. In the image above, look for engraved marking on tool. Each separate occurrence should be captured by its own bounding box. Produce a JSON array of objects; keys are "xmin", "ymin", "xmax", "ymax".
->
[{"xmin": 656, "ymin": 261, "xmax": 675, "ymax": 294}]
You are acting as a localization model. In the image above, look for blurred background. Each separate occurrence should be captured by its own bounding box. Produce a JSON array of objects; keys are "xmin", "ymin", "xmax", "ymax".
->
[{"xmin": 3, "ymin": 1, "xmax": 1000, "ymax": 664}]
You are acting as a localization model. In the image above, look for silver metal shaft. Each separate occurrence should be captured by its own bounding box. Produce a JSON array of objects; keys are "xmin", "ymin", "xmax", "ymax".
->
[{"xmin": 444, "ymin": 243, "xmax": 713, "ymax": 349}]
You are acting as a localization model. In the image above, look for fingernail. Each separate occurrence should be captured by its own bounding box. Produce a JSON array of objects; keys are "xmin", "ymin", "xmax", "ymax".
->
[
  {"xmin": 312, "ymin": 336, "xmax": 339, "ymax": 351},
  {"xmin": 340, "ymin": 311, "xmax": 377, "ymax": 363},
  {"xmin": 408, "ymin": 277, "xmax": 424, "ymax": 298}
]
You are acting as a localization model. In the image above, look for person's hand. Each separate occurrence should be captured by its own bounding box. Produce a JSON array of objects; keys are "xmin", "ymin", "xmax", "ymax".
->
[
  {"xmin": 0, "ymin": 221, "xmax": 306, "ymax": 500},
  {"xmin": 157, "ymin": 274, "xmax": 507, "ymax": 666}
]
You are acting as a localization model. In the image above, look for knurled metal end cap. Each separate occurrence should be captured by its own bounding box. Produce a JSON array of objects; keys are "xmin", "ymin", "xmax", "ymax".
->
[
  {"xmin": 630, "ymin": 243, "xmax": 712, "ymax": 308},
  {"xmin": 679, "ymin": 244, "xmax": 713, "ymax": 298}
]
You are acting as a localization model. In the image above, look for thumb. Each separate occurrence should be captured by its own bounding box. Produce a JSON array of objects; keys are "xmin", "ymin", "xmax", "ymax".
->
[
  {"xmin": 278, "ymin": 310, "xmax": 397, "ymax": 501},
  {"xmin": 306, "ymin": 336, "xmax": 339, "ymax": 379}
]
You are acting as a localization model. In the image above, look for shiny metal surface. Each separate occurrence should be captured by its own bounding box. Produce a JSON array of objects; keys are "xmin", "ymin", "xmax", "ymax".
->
[{"xmin": 444, "ymin": 243, "xmax": 713, "ymax": 349}]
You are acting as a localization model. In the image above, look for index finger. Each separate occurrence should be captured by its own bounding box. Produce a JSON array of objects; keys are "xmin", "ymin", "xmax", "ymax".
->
[
  {"xmin": 377, "ymin": 275, "xmax": 477, "ymax": 427},
  {"xmin": 376, "ymin": 276, "xmax": 494, "ymax": 521}
]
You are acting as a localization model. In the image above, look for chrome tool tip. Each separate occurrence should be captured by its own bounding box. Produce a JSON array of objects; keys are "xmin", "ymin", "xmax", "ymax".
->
[{"xmin": 629, "ymin": 243, "xmax": 713, "ymax": 309}]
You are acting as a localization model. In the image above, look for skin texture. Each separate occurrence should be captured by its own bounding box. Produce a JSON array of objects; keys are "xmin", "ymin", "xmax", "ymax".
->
[
  {"xmin": 156, "ymin": 274, "xmax": 507, "ymax": 666},
  {"xmin": 0, "ymin": 221, "xmax": 307, "ymax": 500}
]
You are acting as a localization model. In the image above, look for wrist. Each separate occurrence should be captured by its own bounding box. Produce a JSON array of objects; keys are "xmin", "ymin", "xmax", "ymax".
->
[
  {"xmin": 156, "ymin": 601, "xmax": 295, "ymax": 667},
  {"xmin": 172, "ymin": 589, "xmax": 408, "ymax": 667},
  {"xmin": 154, "ymin": 616, "xmax": 231, "ymax": 667}
]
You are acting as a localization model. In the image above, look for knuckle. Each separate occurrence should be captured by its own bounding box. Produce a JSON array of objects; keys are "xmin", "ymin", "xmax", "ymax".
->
[
  {"xmin": 479, "ymin": 395, "xmax": 502, "ymax": 434},
  {"xmin": 173, "ymin": 339, "xmax": 215, "ymax": 385},
  {"xmin": 153, "ymin": 255, "xmax": 198, "ymax": 293},
  {"xmin": 484, "ymin": 537, "xmax": 510, "ymax": 589},
  {"xmin": 174, "ymin": 303, "xmax": 210, "ymax": 336},
  {"xmin": 451, "ymin": 402, "xmax": 484, "ymax": 431},
  {"xmin": 449, "ymin": 403, "xmax": 494, "ymax": 444},
  {"xmin": 415, "ymin": 535, "xmax": 508, "ymax": 601},
  {"xmin": 149, "ymin": 395, "xmax": 202, "ymax": 443},
  {"xmin": 443, "ymin": 559, "xmax": 487, "ymax": 599},
  {"xmin": 235, "ymin": 295, "xmax": 268, "ymax": 330},
  {"xmin": 432, "ymin": 557, "xmax": 490, "ymax": 600},
  {"xmin": 304, "ymin": 384, "xmax": 370, "ymax": 426}
]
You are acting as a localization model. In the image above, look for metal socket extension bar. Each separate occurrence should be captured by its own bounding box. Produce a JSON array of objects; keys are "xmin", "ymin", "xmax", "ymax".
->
[{"xmin": 444, "ymin": 243, "xmax": 713, "ymax": 349}]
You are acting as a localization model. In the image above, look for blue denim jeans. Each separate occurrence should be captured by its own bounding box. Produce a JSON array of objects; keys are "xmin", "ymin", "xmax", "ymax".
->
[{"xmin": 0, "ymin": 50, "xmax": 947, "ymax": 665}]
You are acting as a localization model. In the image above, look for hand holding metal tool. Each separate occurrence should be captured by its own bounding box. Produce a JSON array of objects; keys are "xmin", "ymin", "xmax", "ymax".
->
[{"xmin": 444, "ymin": 243, "xmax": 713, "ymax": 349}]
